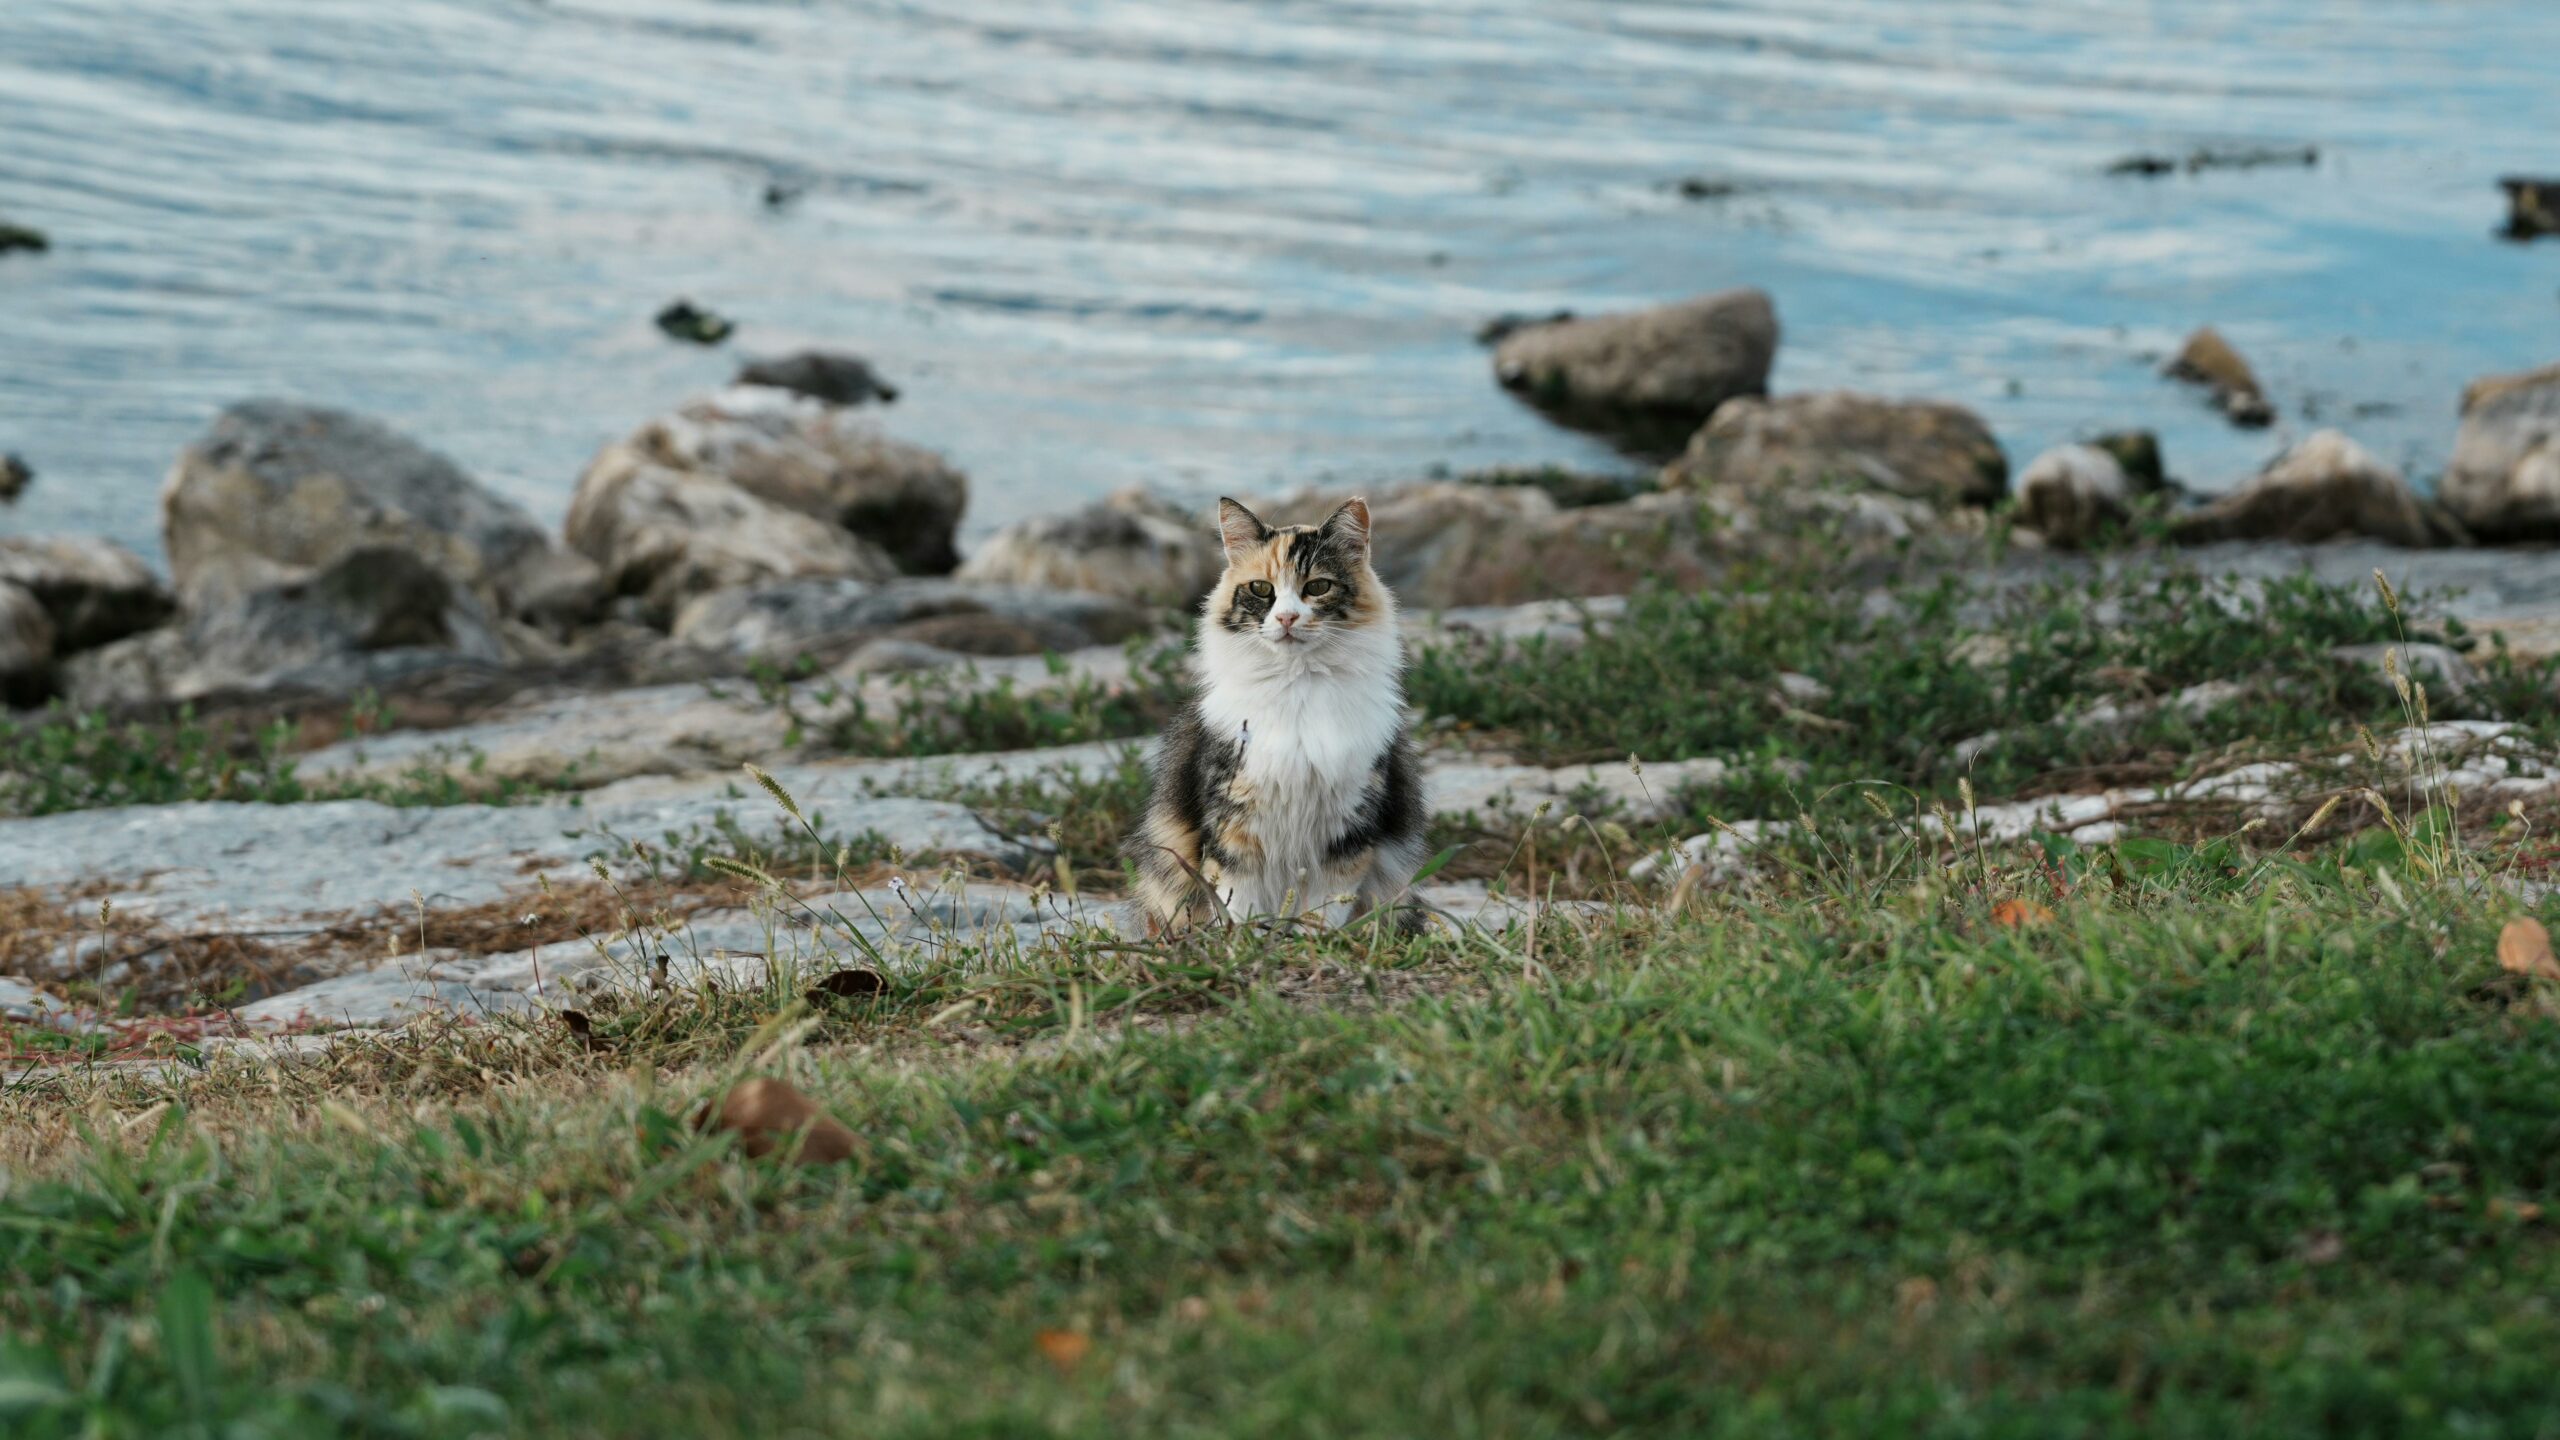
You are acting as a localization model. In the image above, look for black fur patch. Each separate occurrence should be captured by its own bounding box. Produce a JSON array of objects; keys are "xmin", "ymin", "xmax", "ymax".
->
[
  {"xmin": 1325, "ymin": 731, "xmax": 1425, "ymax": 863},
  {"xmin": 1127, "ymin": 702, "xmax": 1248, "ymax": 874}
]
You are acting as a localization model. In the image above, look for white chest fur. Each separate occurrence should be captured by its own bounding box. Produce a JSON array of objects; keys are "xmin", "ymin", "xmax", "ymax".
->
[{"xmin": 1193, "ymin": 616, "xmax": 1403, "ymax": 911}]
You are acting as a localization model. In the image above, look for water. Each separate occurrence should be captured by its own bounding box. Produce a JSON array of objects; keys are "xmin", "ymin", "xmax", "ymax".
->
[{"xmin": 3, "ymin": 0, "xmax": 2556, "ymax": 565}]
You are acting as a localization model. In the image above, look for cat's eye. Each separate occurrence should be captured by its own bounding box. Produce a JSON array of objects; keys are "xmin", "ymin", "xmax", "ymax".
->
[
  {"xmin": 1244, "ymin": 579, "xmax": 1273, "ymax": 599},
  {"xmin": 1302, "ymin": 578, "xmax": 1336, "ymax": 597}
]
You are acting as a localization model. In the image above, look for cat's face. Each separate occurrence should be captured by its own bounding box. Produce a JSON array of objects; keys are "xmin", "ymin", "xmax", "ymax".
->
[{"xmin": 1208, "ymin": 497, "xmax": 1383, "ymax": 653}]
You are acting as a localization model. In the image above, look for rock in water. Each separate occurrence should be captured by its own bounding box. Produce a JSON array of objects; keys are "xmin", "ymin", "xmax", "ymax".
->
[
  {"xmin": 1474, "ymin": 310, "xmax": 1575, "ymax": 346},
  {"xmin": 2500, "ymin": 178, "xmax": 2560, "ymax": 241},
  {"xmin": 2165, "ymin": 327, "xmax": 2274, "ymax": 427},
  {"xmin": 0, "ymin": 580, "xmax": 56, "ymax": 705},
  {"xmin": 2015, "ymin": 444, "xmax": 2135, "ymax": 548},
  {"xmin": 0, "ymin": 536, "xmax": 175, "ymax": 653},
  {"xmin": 63, "ymin": 548, "xmax": 508, "ymax": 709},
  {"xmin": 654, "ymin": 299, "xmax": 734, "ymax": 345},
  {"xmin": 0, "ymin": 453, "xmax": 29, "ymax": 503},
  {"xmin": 734, "ymin": 351, "xmax": 899, "ymax": 406},
  {"xmin": 163, "ymin": 402, "xmax": 601, "ymax": 626},
  {"xmin": 2443, "ymin": 361, "xmax": 2560, "ymax": 540},
  {"xmin": 2170, "ymin": 430, "xmax": 2439, "ymax": 548},
  {"xmin": 955, "ymin": 487, "xmax": 1222, "ymax": 608},
  {"xmin": 1491, "ymin": 288, "xmax": 1779, "ymax": 455},
  {"xmin": 1661, "ymin": 391, "xmax": 2008, "ymax": 508},
  {"xmin": 0, "ymin": 221, "xmax": 46, "ymax": 255}
]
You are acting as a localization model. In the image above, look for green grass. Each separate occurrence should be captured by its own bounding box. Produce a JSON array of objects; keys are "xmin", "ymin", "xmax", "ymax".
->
[
  {"xmin": 1410, "ymin": 563, "xmax": 2559, "ymax": 815},
  {"xmin": 6, "ymin": 842, "xmax": 2560, "ymax": 1436},
  {"xmin": 0, "ymin": 700, "xmax": 550, "ymax": 817}
]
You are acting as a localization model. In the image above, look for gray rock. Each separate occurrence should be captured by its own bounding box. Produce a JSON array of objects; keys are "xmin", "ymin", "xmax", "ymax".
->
[
  {"xmin": 233, "ymin": 879, "xmax": 1106, "ymax": 1030},
  {"xmin": 163, "ymin": 401, "xmax": 593, "ymax": 623},
  {"xmin": 2444, "ymin": 361, "xmax": 2560, "ymax": 540},
  {"xmin": 0, "ymin": 773, "xmax": 1037, "ymax": 932},
  {"xmin": 1423, "ymin": 754, "xmax": 1732, "ymax": 824},
  {"xmin": 2014, "ymin": 444, "xmax": 2135, "ymax": 548},
  {"xmin": 735, "ymin": 350, "xmax": 898, "ymax": 407},
  {"xmin": 635, "ymin": 386, "xmax": 966, "ymax": 574},
  {"xmin": 670, "ymin": 576, "xmax": 1158, "ymax": 658},
  {"xmin": 2171, "ymin": 430, "xmax": 2439, "ymax": 548},
  {"xmin": 1492, "ymin": 287, "xmax": 1779, "ymax": 454},
  {"xmin": 0, "ymin": 534, "xmax": 175, "ymax": 653},
  {"xmin": 0, "ymin": 580, "xmax": 55, "ymax": 704},
  {"xmin": 840, "ymin": 638, "xmax": 972, "ymax": 674},
  {"xmin": 1255, "ymin": 482, "xmax": 1726, "ymax": 611},
  {"xmin": 2501, "ymin": 178, "xmax": 2560, "ymax": 242},
  {"xmin": 0, "ymin": 975, "xmax": 73, "ymax": 1023},
  {"xmin": 956, "ymin": 487, "xmax": 1222, "ymax": 609},
  {"xmin": 2329, "ymin": 642, "xmax": 2482, "ymax": 706},
  {"xmin": 1663, "ymin": 391, "xmax": 2008, "ymax": 508},
  {"xmin": 61, "ymin": 547, "xmax": 508, "ymax": 709},
  {"xmin": 2165, "ymin": 327, "xmax": 2274, "ymax": 428},
  {"xmin": 565, "ymin": 438, "xmax": 898, "ymax": 627}
]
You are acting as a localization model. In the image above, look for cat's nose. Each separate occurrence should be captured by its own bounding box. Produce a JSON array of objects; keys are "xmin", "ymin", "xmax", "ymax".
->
[{"xmin": 1276, "ymin": 612, "xmax": 1299, "ymax": 632}]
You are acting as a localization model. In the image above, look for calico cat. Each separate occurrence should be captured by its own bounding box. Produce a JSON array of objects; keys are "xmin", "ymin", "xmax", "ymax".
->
[{"xmin": 1126, "ymin": 495, "xmax": 1426, "ymax": 930}]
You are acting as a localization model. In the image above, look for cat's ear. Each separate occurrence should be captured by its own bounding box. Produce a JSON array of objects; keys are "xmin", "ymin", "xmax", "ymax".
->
[
  {"xmin": 1217, "ymin": 497, "xmax": 1269, "ymax": 560},
  {"xmin": 1320, "ymin": 496, "xmax": 1372, "ymax": 556}
]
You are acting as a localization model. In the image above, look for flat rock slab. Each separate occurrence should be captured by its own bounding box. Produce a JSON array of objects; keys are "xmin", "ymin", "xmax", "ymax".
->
[
  {"xmin": 294, "ymin": 644, "xmax": 1152, "ymax": 790},
  {"xmin": 0, "ymin": 787, "xmax": 1031, "ymax": 933},
  {"xmin": 234, "ymin": 880, "xmax": 1102, "ymax": 1029},
  {"xmin": 227, "ymin": 877, "xmax": 1543, "ymax": 1032}
]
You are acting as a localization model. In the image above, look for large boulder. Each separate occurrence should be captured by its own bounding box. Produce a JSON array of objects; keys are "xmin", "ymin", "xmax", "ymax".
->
[
  {"xmin": 2170, "ymin": 430, "xmax": 2441, "ymax": 548},
  {"xmin": 63, "ymin": 548, "xmax": 507, "ymax": 710},
  {"xmin": 670, "ymin": 577, "xmax": 1159, "ymax": 659},
  {"xmin": 2015, "ymin": 444, "xmax": 2139, "ymax": 547},
  {"xmin": 2164, "ymin": 327, "xmax": 2274, "ymax": 427},
  {"xmin": 0, "ymin": 581, "xmax": 54, "ymax": 705},
  {"xmin": 2444, "ymin": 361, "xmax": 2560, "ymax": 540},
  {"xmin": 564, "ymin": 439, "xmax": 899, "ymax": 628},
  {"xmin": 1245, "ymin": 483, "xmax": 1724, "ymax": 611},
  {"xmin": 162, "ymin": 402, "xmax": 597, "ymax": 624},
  {"xmin": 955, "ymin": 487, "xmax": 1222, "ymax": 609},
  {"xmin": 635, "ymin": 387, "xmax": 965, "ymax": 574},
  {"xmin": 1491, "ymin": 288, "xmax": 1778, "ymax": 454},
  {"xmin": 0, "ymin": 535, "xmax": 174, "ymax": 653},
  {"xmin": 1662, "ymin": 391, "xmax": 2008, "ymax": 508}
]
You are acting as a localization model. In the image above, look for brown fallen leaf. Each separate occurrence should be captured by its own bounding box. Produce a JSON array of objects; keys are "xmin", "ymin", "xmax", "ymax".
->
[
  {"xmin": 1034, "ymin": 1327, "xmax": 1090, "ymax": 1376},
  {"xmin": 1991, "ymin": 898, "xmax": 2055, "ymax": 929},
  {"xmin": 700, "ymin": 1077, "xmax": 860, "ymax": 1164},
  {"xmin": 559, "ymin": 1009, "xmax": 603, "ymax": 1051},
  {"xmin": 2487, "ymin": 1196, "xmax": 2546, "ymax": 1224},
  {"xmin": 2498, "ymin": 917, "xmax": 2559, "ymax": 981},
  {"xmin": 807, "ymin": 967, "xmax": 889, "ymax": 1004}
]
